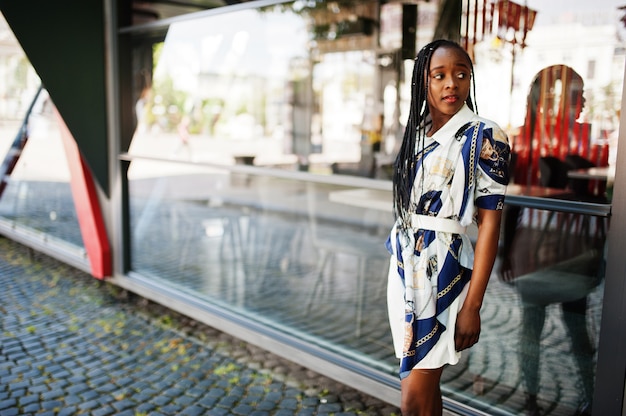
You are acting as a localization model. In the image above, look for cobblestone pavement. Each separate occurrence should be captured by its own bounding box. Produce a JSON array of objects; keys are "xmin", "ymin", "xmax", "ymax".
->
[{"xmin": 0, "ymin": 237, "xmax": 402, "ymax": 416}]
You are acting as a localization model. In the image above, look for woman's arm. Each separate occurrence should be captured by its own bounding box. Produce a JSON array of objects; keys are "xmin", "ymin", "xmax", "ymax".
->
[{"xmin": 454, "ymin": 207, "xmax": 502, "ymax": 351}]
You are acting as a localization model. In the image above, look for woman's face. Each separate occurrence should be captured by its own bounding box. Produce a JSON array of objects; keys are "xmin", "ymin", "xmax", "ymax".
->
[{"xmin": 426, "ymin": 46, "xmax": 472, "ymax": 125}]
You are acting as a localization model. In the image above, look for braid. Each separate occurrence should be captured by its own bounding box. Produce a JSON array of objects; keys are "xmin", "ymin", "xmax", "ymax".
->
[{"xmin": 392, "ymin": 39, "xmax": 477, "ymax": 230}]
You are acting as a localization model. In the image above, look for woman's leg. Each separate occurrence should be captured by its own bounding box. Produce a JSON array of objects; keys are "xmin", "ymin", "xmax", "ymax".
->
[
  {"xmin": 520, "ymin": 303, "xmax": 546, "ymax": 398},
  {"xmin": 400, "ymin": 367, "xmax": 445, "ymax": 416},
  {"xmin": 562, "ymin": 297, "xmax": 595, "ymax": 406}
]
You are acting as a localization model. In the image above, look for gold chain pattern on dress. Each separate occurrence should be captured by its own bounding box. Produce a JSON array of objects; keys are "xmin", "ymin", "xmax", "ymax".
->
[
  {"xmin": 437, "ymin": 271, "xmax": 463, "ymax": 299},
  {"xmin": 402, "ymin": 321, "xmax": 440, "ymax": 357},
  {"xmin": 467, "ymin": 121, "xmax": 480, "ymax": 189},
  {"xmin": 415, "ymin": 321, "xmax": 439, "ymax": 348}
]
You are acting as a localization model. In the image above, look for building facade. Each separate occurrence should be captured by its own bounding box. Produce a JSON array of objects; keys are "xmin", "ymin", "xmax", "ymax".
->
[{"xmin": 1, "ymin": 1, "xmax": 626, "ymax": 414}]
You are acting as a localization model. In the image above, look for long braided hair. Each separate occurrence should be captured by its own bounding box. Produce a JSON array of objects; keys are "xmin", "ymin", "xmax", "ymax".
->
[{"xmin": 392, "ymin": 39, "xmax": 478, "ymax": 230}]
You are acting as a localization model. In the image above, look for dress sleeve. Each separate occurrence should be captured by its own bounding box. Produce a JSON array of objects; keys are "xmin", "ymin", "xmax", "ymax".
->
[{"xmin": 474, "ymin": 124, "xmax": 510, "ymax": 210}]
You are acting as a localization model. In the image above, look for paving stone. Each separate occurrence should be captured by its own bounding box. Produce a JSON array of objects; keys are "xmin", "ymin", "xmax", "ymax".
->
[
  {"xmin": 29, "ymin": 384, "xmax": 50, "ymax": 394},
  {"xmin": 250, "ymin": 411, "xmax": 271, "ymax": 416},
  {"xmin": 198, "ymin": 395, "xmax": 219, "ymax": 407},
  {"xmin": 207, "ymin": 407, "xmax": 231, "ymax": 416},
  {"xmin": 152, "ymin": 395, "xmax": 173, "ymax": 407},
  {"xmin": 255, "ymin": 400, "xmax": 278, "ymax": 411},
  {"xmin": 41, "ymin": 399, "xmax": 64, "ymax": 410},
  {"xmin": 275, "ymin": 410, "xmax": 299, "ymax": 416},
  {"xmin": 0, "ymin": 408, "xmax": 19, "ymax": 416},
  {"xmin": 136, "ymin": 402, "xmax": 157, "ymax": 413},
  {"xmin": 135, "ymin": 389, "xmax": 158, "ymax": 401},
  {"xmin": 78, "ymin": 399, "xmax": 101, "ymax": 410},
  {"xmin": 21, "ymin": 402, "xmax": 41, "ymax": 414},
  {"xmin": 40, "ymin": 389, "xmax": 64, "ymax": 401},
  {"xmin": 280, "ymin": 397, "xmax": 301, "ymax": 410},
  {"xmin": 173, "ymin": 394, "xmax": 197, "ymax": 406},
  {"xmin": 0, "ymin": 398, "xmax": 17, "ymax": 410},
  {"xmin": 66, "ymin": 383, "xmax": 89, "ymax": 395},
  {"xmin": 160, "ymin": 403, "xmax": 183, "ymax": 414},
  {"xmin": 18, "ymin": 394, "xmax": 39, "ymax": 406},
  {"xmin": 111, "ymin": 398, "xmax": 136, "ymax": 412},
  {"xmin": 57, "ymin": 406, "xmax": 79, "ymax": 416},
  {"xmin": 179, "ymin": 404, "xmax": 207, "ymax": 416},
  {"xmin": 79, "ymin": 389, "xmax": 99, "ymax": 401},
  {"xmin": 92, "ymin": 406, "xmax": 116, "ymax": 416},
  {"xmin": 0, "ymin": 374, "xmax": 19, "ymax": 384},
  {"xmin": 7, "ymin": 387, "xmax": 25, "ymax": 399},
  {"xmin": 63, "ymin": 394, "xmax": 82, "ymax": 406}
]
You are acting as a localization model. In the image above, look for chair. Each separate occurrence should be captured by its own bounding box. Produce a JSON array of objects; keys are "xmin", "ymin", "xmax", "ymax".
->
[
  {"xmin": 564, "ymin": 154, "xmax": 607, "ymax": 240},
  {"xmin": 564, "ymin": 154, "xmax": 608, "ymax": 204},
  {"xmin": 564, "ymin": 154, "xmax": 595, "ymax": 196},
  {"xmin": 538, "ymin": 156, "xmax": 569, "ymax": 189},
  {"xmin": 536, "ymin": 156, "xmax": 572, "ymax": 255},
  {"xmin": 305, "ymin": 182, "xmax": 388, "ymax": 337},
  {"xmin": 508, "ymin": 152, "xmax": 518, "ymax": 184}
]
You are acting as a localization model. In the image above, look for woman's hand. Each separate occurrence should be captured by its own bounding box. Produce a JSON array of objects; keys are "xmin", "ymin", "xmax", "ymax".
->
[
  {"xmin": 454, "ymin": 305, "xmax": 481, "ymax": 351},
  {"xmin": 500, "ymin": 257, "xmax": 515, "ymax": 283}
]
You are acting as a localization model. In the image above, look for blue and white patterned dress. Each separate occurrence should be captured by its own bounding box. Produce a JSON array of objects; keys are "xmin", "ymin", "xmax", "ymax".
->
[{"xmin": 386, "ymin": 104, "xmax": 510, "ymax": 379}]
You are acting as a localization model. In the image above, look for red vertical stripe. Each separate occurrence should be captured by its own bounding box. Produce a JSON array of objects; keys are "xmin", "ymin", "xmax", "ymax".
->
[{"xmin": 55, "ymin": 109, "xmax": 111, "ymax": 279}]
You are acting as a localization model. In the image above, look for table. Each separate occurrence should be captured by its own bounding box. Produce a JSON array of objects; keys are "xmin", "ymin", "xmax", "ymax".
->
[
  {"xmin": 328, "ymin": 185, "xmax": 571, "ymax": 212},
  {"xmin": 328, "ymin": 183, "xmax": 610, "ymax": 217},
  {"xmin": 328, "ymin": 188, "xmax": 393, "ymax": 212},
  {"xmin": 567, "ymin": 165, "xmax": 615, "ymax": 200},
  {"xmin": 505, "ymin": 184, "xmax": 570, "ymax": 198},
  {"xmin": 567, "ymin": 166, "xmax": 615, "ymax": 181}
]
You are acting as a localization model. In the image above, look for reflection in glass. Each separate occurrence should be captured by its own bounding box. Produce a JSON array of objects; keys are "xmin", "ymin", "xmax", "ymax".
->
[
  {"xmin": 511, "ymin": 64, "xmax": 611, "ymax": 205},
  {"xmin": 131, "ymin": 5, "xmax": 310, "ymax": 167},
  {"xmin": 124, "ymin": 0, "xmax": 619, "ymax": 414},
  {"xmin": 130, "ymin": 2, "xmax": 382, "ymax": 175},
  {"xmin": 128, "ymin": 156, "xmax": 608, "ymax": 414},
  {"xmin": 0, "ymin": 90, "xmax": 83, "ymax": 250},
  {"xmin": 0, "ymin": 13, "xmax": 82, "ymax": 249},
  {"xmin": 128, "ymin": 164, "xmax": 396, "ymax": 370},
  {"xmin": 494, "ymin": 204, "xmax": 605, "ymax": 415}
]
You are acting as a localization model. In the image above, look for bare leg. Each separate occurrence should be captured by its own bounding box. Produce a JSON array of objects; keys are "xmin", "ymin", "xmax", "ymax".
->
[{"xmin": 400, "ymin": 367, "xmax": 444, "ymax": 416}]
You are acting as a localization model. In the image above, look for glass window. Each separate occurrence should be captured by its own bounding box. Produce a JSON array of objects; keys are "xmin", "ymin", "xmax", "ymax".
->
[
  {"xmin": 130, "ymin": 6, "xmax": 310, "ymax": 166},
  {"xmin": 129, "ymin": 1, "xmax": 380, "ymax": 175},
  {"xmin": 129, "ymin": 165, "xmax": 396, "ymax": 371},
  {"xmin": 125, "ymin": 1, "xmax": 622, "ymax": 414},
  {"xmin": 0, "ymin": 13, "xmax": 84, "ymax": 255}
]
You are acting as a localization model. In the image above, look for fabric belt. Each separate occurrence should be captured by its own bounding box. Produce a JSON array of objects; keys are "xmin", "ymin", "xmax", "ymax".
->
[{"xmin": 411, "ymin": 214, "xmax": 466, "ymax": 234}]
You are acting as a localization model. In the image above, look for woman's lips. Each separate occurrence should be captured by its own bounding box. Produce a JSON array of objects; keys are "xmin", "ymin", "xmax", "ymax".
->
[{"xmin": 443, "ymin": 95, "xmax": 459, "ymax": 103}]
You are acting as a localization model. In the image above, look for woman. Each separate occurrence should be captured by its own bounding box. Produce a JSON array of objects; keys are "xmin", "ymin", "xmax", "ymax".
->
[{"xmin": 386, "ymin": 39, "xmax": 510, "ymax": 415}]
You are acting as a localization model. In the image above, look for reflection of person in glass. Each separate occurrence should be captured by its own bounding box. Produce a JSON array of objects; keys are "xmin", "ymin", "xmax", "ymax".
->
[
  {"xmin": 386, "ymin": 39, "xmax": 510, "ymax": 415},
  {"xmin": 500, "ymin": 66, "xmax": 600, "ymax": 416},
  {"xmin": 174, "ymin": 115, "xmax": 192, "ymax": 159}
]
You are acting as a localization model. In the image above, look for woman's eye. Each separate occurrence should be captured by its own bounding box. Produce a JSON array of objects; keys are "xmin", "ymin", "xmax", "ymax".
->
[
  {"xmin": 457, "ymin": 72, "xmax": 467, "ymax": 79},
  {"xmin": 433, "ymin": 73, "xmax": 444, "ymax": 80}
]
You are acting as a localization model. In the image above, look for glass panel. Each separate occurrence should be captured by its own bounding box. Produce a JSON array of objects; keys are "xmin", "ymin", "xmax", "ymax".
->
[
  {"xmin": 0, "ymin": 13, "xmax": 83, "ymax": 252},
  {"xmin": 0, "ymin": 12, "xmax": 38, "ymax": 159},
  {"xmin": 0, "ymin": 90, "xmax": 83, "ymax": 249},
  {"xmin": 126, "ymin": 0, "xmax": 622, "ymax": 414},
  {"xmin": 461, "ymin": 205, "xmax": 606, "ymax": 414},
  {"xmin": 129, "ymin": 1, "xmax": 380, "ymax": 175},
  {"xmin": 475, "ymin": 1, "xmax": 623, "ymax": 205},
  {"xmin": 130, "ymin": 3, "xmax": 309, "ymax": 167},
  {"xmin": 128, "ymin": 159, "xmax": 608, "ymax": 413},
  {"xmin": 128, "ymin": 162, "xmax": 397, "ymax": 371}
]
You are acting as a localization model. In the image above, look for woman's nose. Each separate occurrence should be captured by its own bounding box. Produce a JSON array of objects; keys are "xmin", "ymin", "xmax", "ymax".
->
[{"xmin": 445, "ymin": 77, "xmax": 457, "ymax": 89}]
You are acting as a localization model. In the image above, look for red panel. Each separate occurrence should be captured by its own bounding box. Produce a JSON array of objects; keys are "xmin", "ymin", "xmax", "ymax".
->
[{"xmin": 55, "ymin": 109, "xmax": 111, "ymax": 279}]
